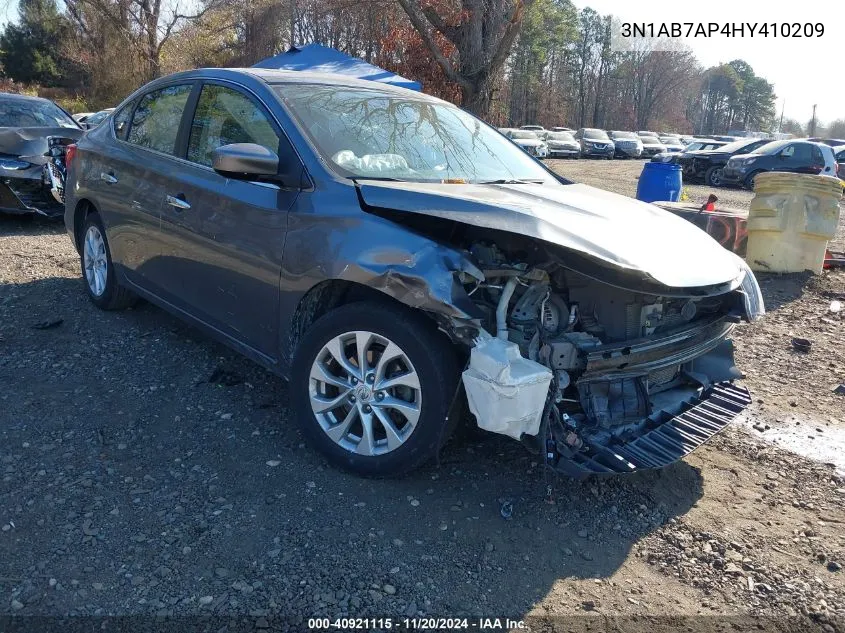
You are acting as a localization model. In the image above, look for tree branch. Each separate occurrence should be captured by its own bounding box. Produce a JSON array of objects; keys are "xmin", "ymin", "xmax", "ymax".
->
[{"xmin": 396, "ymin": 0, "xmax": 470, "ymax": 89}]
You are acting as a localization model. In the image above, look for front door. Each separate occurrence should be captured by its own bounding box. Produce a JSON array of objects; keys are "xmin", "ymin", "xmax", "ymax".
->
[{"xmin": 156, "ymin": 82, "xmax": 301, "ymax": 360}]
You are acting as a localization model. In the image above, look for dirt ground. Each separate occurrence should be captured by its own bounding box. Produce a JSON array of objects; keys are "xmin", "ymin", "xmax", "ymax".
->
[{"xmin": 1, "ymin": 161, "xmax": 844, "ymax": 632}]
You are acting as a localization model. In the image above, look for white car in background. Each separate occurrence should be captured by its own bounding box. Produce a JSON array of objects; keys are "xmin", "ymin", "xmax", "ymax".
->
[
  {"xmin": 639, "ymin": 134, "xmax": 667, "ymax": 157},
  {"xmin": 507, "ymin": 129, "xmax": 549, "ymax": 158},
  {"xmin": 659, "ymin": 136, "xmax": 686, "ymax": 152}
]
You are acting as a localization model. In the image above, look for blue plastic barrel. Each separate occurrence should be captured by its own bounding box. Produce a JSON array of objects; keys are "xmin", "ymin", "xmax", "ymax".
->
[{"xmin": 636, "ymin": 162, "xmax": 682, "ymax": 202}]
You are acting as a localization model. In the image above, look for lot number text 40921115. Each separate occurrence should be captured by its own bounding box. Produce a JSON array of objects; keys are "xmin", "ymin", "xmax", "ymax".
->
[{"xmin": 307, "ymin": 617, "xmax": 527, "ymax": 630}]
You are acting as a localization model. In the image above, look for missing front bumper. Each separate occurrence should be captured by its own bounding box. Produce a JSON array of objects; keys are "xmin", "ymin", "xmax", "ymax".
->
[{"xmin": 550, "ymin": 381, "xmax": 750, "ymax": 477}]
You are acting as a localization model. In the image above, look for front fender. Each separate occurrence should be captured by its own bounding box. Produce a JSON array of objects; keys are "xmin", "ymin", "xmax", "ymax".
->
[{"xmin": 278, "ymin": 199, "xmax": 483, "ymax": 369}]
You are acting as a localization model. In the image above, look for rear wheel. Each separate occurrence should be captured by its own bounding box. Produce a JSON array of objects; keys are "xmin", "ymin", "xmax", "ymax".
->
[
  {"xmin": 290, "ymin": 301, "xmax": 460, "ymax": 477},
  {"xmin": 80, "ymin": 212, "xmax": 136, "ymax": 310},
  {"xmin": 705, "ymin": 166, "xmax": 725, "ymax": 187}
]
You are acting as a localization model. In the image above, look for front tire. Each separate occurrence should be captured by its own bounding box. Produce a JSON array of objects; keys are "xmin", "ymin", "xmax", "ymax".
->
[
  {"xmin": 744, "ymin": 170, "xmax": 762, "ymax": 191},
  {"xmin": 705, "ymin": 166, "xmax": 725, "ymax": 187},
  {"xmin": 290, "ymin": 301, "xmax": 460, "ymax": 477},
  {"xmin": 80, "ymin": 212, "xmax": 136, "ymax": 310}
]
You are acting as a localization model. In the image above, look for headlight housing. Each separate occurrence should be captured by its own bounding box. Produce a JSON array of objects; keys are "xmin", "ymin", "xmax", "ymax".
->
[{"xmin": 736, "ymin": 257, "xmax": 765, "ymax": 321}]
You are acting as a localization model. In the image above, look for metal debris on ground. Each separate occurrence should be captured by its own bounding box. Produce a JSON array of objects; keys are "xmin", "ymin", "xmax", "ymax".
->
[
  {"xmin": 205, "ymin": 367, "xmax": 244, "ymax": 387},
  {"xmin": 31, "ymin": 318, "xmax": 63, "ymax": 330},
  {"xmin": 500, "ymin": 500, "xmax": 513, "ymax": 519},
  {"xmin": 791, "ymin": 337, "xmax": 812, "ymax": 353}
]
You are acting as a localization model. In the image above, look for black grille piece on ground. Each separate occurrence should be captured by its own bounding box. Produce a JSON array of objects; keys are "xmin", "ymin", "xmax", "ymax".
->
[{"xmin": 553, "ymin": 382, "xmax": 751, "ymax": 477}]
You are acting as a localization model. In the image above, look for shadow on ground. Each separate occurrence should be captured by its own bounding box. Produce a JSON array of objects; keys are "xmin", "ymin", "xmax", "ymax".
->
[
  {"xmin": 0, "ymin": 212, "xmax": 65, "ymax": 238},
  {"xmin": 0, "ymin": 275, "xmax": 704, "ymax": 620}
]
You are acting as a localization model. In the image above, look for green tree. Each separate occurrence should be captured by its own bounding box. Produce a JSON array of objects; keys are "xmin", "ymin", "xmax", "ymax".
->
[{"xmin": 0, "ymin": 0, "xmax": 73, "ymax": 86}]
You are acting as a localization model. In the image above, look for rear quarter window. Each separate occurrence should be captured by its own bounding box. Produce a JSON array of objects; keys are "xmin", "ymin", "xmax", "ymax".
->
[
  {"xmin": 112, "ymin": 101, "xmax": 136, "ymax": 141},
  {"xmin": 127, "ymin": 84, "xmax": 193, "ymax": 156}
]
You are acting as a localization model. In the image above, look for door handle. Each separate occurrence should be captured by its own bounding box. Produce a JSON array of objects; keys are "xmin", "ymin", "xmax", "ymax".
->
[
  {"xmin": 166, "ymin": 194, "xmax": 191, "ymax": 211},
  {"xmin": 100, "ymin": 172, "xmax": 118, "ymax": 184}
]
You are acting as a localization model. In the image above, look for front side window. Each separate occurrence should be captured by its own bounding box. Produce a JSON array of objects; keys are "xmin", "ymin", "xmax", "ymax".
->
[
  {"xmin": 188, "ymin": 85, "xmax": 280, "ymax": 167},
  {"xmin": 127, "ymin": 84, "xmax": 193, "ymax": 155},
  {"xmin": 275, "ymin": 84, "xmax": 554, "ymax": 183}
]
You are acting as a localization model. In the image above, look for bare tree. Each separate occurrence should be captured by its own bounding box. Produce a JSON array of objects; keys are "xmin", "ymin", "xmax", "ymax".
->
[{"xmin": 396, "ymin": 0, "xmax": 535, "ymax": 116}]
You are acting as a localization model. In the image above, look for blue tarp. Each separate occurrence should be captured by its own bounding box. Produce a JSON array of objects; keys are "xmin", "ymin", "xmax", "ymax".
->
[{"xmin": 253, "ymin": 43, "xmax": 422, "ymax": 91}]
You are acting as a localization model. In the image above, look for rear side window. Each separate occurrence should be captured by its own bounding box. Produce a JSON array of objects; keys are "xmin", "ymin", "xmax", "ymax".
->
[
  {"xmin": 112, "ymin": 101, "xmax": 135, "ymax": 140},
  {"xmin": 187, "ymin": 84, "xmax": 279, "ymax": 167},
  {"xmin": 127, "ymin": 84, "xmax": 193, "ymax": 155}
]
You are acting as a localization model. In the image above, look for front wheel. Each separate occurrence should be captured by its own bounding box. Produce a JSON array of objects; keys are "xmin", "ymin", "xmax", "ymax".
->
[
  {"xmin": 290, "ymin": 301, "xmax": 460, "ymax": 477},
  {"xmin": 744, "ymin": 170, "xmax": 762, "ymax": 191},
  {"xmin": 705, "ymin": 166, "xmax": 725, "ymax": 187}
]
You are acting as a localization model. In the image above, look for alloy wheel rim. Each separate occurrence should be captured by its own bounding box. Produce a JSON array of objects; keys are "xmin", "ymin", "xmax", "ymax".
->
[
  {"xmin": 83, "ymin": 225, "xmax": 108, "ymax": 297},
  {"xmin": 309, "ymin": 330, "xmax": 422, "ymax": 456},
  {"xmin": 711, "ymin": 169, "xmax": 723, "ymax": 186}
]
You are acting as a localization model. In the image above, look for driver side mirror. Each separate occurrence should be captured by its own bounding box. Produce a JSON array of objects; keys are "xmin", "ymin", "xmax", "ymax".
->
[{"xmin": 212, "ymin": 143, "xmax": 279, "ymax": 179}]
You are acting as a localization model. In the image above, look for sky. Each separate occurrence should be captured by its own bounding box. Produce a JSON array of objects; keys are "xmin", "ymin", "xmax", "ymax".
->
[{"xmin": 577, "ymin": 0, "xmax": 842, "ymax": 125}]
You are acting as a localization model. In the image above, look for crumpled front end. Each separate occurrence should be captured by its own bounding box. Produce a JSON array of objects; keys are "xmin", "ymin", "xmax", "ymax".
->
[
  {"xmin": 0, "ymin": 161, "xmax": 64, "ymax": 217},
  {"xmin": 454, "ymin": 239, "xmax": 762, "ymax": 477}
]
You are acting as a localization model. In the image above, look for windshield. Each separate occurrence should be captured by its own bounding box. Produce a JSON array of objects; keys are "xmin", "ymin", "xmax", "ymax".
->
[
  {"xmin": 583, "ymin": 129, "xmax": 609, "ymax": 140},
  {"xmin": 276, "ymin": 85, "xmax": 552, "ymax": 183},
  {"xmin": 547, "ymin": 132, "xmax": 575, "ymax": 141},
  {"xmin": 0, "ymin": 97, "xmax": 79, "ymax": 128},
  {"xmin": 611, "ymin": 131, "xmax": 636, "ymax": 139},
  {"xmin": 751, "ymin": 140, "xmax": 791, "ymax": 154},
  {"xmin": 714, "ymin": 139, "xmax": 763, "ymax": 153}
]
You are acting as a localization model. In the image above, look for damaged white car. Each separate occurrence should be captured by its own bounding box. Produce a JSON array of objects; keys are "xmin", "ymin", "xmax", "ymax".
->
[{"xmin": 65, "ymin": 69, "xmax": 764, "ymax": 478}]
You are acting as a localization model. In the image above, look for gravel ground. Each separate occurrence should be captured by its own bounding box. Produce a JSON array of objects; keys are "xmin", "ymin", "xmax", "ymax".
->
[{"xmin": 2, "ymin": 162, "xmax": 844, "ymax": 632}]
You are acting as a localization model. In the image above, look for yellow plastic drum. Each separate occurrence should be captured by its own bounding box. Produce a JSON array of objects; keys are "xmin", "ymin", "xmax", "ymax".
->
[{"xmin": 745, "ymin": 172, "xmax": 842, "ymax": 273}]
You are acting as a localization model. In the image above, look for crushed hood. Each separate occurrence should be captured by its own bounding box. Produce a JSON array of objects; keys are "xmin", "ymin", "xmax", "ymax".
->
[
  {"xmin": 0, "ymin": 127, "xmax": 83, "ymax": 161},
  {"xmin": 357, "ymin": 181, "xmax": 743, "ymax": 289}
]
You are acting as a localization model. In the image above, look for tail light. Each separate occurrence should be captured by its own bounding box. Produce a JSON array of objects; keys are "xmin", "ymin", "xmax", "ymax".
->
[{"xmin": 65, "ymin": 144, "xmax": 78, "ymax": 170}]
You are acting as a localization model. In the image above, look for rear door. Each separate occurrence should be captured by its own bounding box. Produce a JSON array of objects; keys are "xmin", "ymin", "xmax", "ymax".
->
[
  {"xmin": 91, "ymin": 83, "xmax": 195, "ymax": 285},
  {"xmin": 155, "ymin": 81, "xmax": 302, "ymax": 360}
]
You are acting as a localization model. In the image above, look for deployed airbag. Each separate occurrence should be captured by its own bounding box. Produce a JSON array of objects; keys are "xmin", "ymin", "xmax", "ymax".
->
[{"xmin": 462, "ymin": 336, "xmax": 552, "ymax": 440}]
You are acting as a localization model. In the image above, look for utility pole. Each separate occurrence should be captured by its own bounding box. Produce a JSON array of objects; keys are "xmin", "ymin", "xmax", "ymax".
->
[{"xmin": 810, "ymin": 104, "xmax": 817, "ymax": 137}]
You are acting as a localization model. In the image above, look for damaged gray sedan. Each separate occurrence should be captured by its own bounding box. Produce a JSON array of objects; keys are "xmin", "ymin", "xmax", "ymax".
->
[{"xmin": 64, "ymin": 68, "xmax": 764, "ymax": 477}]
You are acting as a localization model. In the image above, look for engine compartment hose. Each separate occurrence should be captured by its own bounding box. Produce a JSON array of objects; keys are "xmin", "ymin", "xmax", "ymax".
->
[{"xmin": 496, "ymin": 277, "xmax": 519, "ymax": 340}]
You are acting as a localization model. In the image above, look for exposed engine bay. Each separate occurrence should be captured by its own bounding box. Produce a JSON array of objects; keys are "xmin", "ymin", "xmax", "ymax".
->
[{"xmin": 456, "ymin": 238, "xmax": 758, "ymax": 477}]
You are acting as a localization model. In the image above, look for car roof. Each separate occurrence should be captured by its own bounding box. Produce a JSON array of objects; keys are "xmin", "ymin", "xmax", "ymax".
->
[
  {"xmin": 144, "ymin": 68, "xmax": 446, "ymax": 104},
  {"xmin": 0, "ymin": 91, "xmax": 54, "ymax": 104}
]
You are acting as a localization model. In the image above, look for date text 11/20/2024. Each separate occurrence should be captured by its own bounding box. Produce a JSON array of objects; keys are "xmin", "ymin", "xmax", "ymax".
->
[{"xmin": 308, "ymin": 617, "xmax": 527, "ymax": 630}]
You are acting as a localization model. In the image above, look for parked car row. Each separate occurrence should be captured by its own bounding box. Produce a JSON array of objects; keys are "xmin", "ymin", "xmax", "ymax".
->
[
  {"xmin": 676, "ymin": 137, "xmax": 841, "ymax": 189},
  {"xmin": 498, "ymin": 126, "xmax": 699, "ymax": 161}
]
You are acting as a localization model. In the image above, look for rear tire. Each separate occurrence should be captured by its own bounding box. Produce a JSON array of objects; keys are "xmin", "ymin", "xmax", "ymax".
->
[
  {"xmin": 80, "ymin": 212, "xmax": 136, "ymax": 310},
  {"xmin": 705, "ymin": 166, "xmax": 725, "ymax": 187},
  {"xmin": 290, "ymin": 301, "xmax": 461, "ymax": 477}
]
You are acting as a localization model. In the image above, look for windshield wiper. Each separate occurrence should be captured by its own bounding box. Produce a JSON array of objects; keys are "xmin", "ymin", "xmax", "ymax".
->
[
  {"xmin": 349, "ymin": 176, "xmax": 403, "ymax": 182},
  {"xmin": 477, "ymin": 178, "xmax": 544, "ymax": 185}
]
